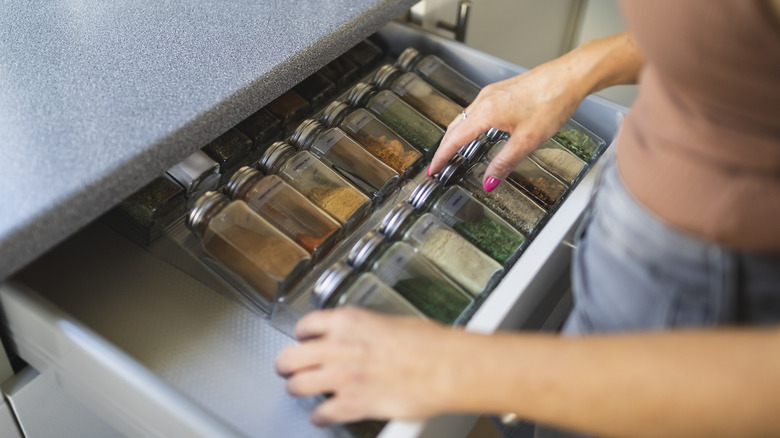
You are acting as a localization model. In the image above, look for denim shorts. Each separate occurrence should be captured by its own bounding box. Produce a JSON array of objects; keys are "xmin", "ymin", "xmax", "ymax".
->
[
  {"xmin": 529, "ymin": 156, "xmax": 780, "ymax": 438},
  {"xmin": 564, "ymin": 156, "xmax": 780, "ymax": 334}
]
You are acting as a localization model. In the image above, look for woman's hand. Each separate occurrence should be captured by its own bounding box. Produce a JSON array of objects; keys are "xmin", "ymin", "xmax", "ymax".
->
[
  {"xmin": 429, "ymin": 31, "xmax": 641, "ymax": 192},
  {"xmin": 275, "ymin": 308, "xmax": 459, "ymax": 426}
]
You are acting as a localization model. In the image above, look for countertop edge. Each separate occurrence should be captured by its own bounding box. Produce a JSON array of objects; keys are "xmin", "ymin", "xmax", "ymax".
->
[{"xmin": 0, "ymin": 1, "xmax": 417, "ymax": 281}]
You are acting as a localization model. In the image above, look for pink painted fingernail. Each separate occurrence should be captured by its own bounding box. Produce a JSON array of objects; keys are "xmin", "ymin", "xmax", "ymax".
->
[
  {"xmin": 483, "ymin": 177, "xmax": 501, "ymax": 193},
  {"xmin": 426, "ymin": 165, "xmax": 431, "ymax": 177}
]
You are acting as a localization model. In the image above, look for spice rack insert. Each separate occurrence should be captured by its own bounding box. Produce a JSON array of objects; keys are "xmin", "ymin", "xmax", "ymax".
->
[
  {"xmin": 139, "ymin": 47, "xmax": 604, "ymax": 333},
  {"xmin": 120, "ymin": 30, "xmax": 611, "ymax": 332}
]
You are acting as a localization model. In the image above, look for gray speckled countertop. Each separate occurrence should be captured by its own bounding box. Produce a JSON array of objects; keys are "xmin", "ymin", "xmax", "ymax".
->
[{"xmin": 0, "ymin": 0, "xmax": 416, "ymax": 280}]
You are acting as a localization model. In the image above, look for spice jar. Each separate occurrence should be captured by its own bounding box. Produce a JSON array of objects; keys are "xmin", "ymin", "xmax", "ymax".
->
[
  {"xmin": 318, "ymin": 56, "xmax": 360, "ymax": 89},
  {"xmin": 201, "ymin": 128, "xmax": 254, "ymax": 186},
  {"xmin": 551, "ymin": 119, "xmax": 606, "ymax": 162},
  {"xmin": 293, "ymin": 71, "xmax": 337, "ymax": 111},
  {"xmin": 347, "ymin": 231, "xmax": 473, "ymax": 324},
  {"xmin": 487, "ymin": 140, "xmax": 568, "ymax": 210},
  {"xmin": 187, "ymin": 191, "xmax": 311, "ymax": 310},
  {"xmin": 258, "ymin": 141, "xmax": 370, "ymax": 232},
  {"xmin": 226, "ymin": 166, "xmax": 341, "ymax": 262},
  {"xmin": 442, "ymin": 156, "xmax": 545, "ymax": 236},
  {"xmin": 530, "ymin": 139, "xmax": 586, "ymax": 185},
  {"xmin": 290, "ymin": 119, "xmax": 400, "ymax": 202},
  {"xmin": 321, "ymin": 101, "xmax": 423, "ymax": 176},
  {"xmin": 265, "ymin": 90, "xmax": 311, "ymax": 135},
  {"xmin": 166, "ymin": 149, "xmax": 221, "ymax": 208},
  {"xmin": 312, "ymin": 262, "xmax": 424, "ymax": 317},
  {"xmin": 109, "ymin": 175, "xmax": 186, "ymax": 246},
  {"xmin": 396, "ymin": 47, "xmax": 481, "ymax": 107},
  {"xmin": 235, "ymin": 107, "xmax": 282, "ymax": 161},
  {"xmin": 342, "ymin": 39, "xmax": 383, "ymax": 74},
  {"xmin": 409, "ymin": 179, "xmax": 526, "ymax": 265},
  {"xmin": 371, "ymin": 64, "xmax": 463, "ymax": 128},
  {"xmin": 379, "ymin": 203, "xmax": 503, "ymax": 297},
  {"xmin": 346, "ymin": 82, "xmax": 444, "ymax": 156}
]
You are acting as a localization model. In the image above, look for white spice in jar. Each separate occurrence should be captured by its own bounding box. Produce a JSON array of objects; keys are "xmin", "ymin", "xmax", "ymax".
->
[
  {"xmin": 531, "ymin": 146, "xmax": 585, "ymax": 184},
  {"xmin": 417, "ymin": 228, "xmax": 503, "ymax": 296}
]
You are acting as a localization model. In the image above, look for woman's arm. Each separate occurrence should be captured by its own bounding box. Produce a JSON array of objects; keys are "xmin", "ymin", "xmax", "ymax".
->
[
  {"xmin": 275, "ymin": 308, "xmax": 780, "ymax": 437},
  {"xmin": 429, "ymin": 31, "xmax": 642, "ymax": 191}
]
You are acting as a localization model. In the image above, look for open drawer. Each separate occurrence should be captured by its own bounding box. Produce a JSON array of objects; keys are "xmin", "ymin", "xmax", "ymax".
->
[{"xmin": 0, "ymin": 22, "xmax": 626, "ymax": 438}]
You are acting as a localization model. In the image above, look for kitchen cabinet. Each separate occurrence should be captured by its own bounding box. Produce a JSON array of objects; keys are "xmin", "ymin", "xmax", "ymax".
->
[{"xmin": 0, "ymin": 2, "xmax": 626, "ymax": 436}]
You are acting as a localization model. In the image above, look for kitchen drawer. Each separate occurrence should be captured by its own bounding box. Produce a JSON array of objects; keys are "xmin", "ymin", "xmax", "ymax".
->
[
  {"xmin": 0, "ymin": 22, "xmax": 626, "ymax": 438},
  {"xmin": 3, "ymin": 367, "xmax": 122, "ymax": 437}
]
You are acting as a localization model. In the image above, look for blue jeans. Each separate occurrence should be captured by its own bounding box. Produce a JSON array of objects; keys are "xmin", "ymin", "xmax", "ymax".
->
[{"xmin": 530, "ymin": 156, "xmax": 780, "ymax": 438}]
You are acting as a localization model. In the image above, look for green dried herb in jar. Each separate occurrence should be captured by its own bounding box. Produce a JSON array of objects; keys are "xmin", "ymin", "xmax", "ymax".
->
[
  {"xmin": 551, "ymin": 119, "xmax": 606, "ymax": 162},
  {"xmin": 346, "ymin": 83, "xmax": 444, "ymax": 156}
]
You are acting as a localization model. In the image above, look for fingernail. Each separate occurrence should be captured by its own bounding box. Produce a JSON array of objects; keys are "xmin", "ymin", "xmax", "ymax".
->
[
  {"xmin": 483, "ymin": 177, "xmax": 501, "ymax": 193},
  {"xmin": 426, "ymin": 165, "xmax": 431, "ymax": 177}
]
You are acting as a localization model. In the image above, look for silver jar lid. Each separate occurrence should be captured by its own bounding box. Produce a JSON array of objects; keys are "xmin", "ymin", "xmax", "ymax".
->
[
  {"xmin": 311, "ymin": 262, "xmax": 353, "ymax": 308},
  {"xmin": 457, "ymin": 136, "xmax": 485, "ymax": 162},
  {"xmin": 345, "ymin": 82, "xmax": 376, "ymax": 107},
  {"xmin": 437, "ymin": 155, "xmax": 467, "ymax": 186},
  {"xmin": 346, "ymin": 230, "xmax": 386, "ymax": 269},
  {"xmin": 396, "ymin": 47, "xmax": 421, "ymax": 71},
  {"xmin": 378, "ymin": 202, "xmax": 416, "ymax": 239},
  {"xmin": 225, "ymin": 166, "xmax": 262, "ymax": 199},
  {"xmin": 321, "ymin": 101, "xmax": 351, "ymax": 128},
  {"xmin": 290, "ymin": 119, "xmax": 323, "ymax": 150},
  {"xmin": 408, "ymin": 177, "xmax": 442, "ymax": 209},
  {"xmin": 371, "ymin": 64, "xmax": 401, "ymax": 88},
  {"xmin": 258, "ymin": 141, "xmax": 295, "ymax": 173},
  {"xmin": 186, "ymin": 190, "xmax": 230, "ymax": 238},
  {"xmin": 485, "ymin": 127, "xmax": 509, "ymax": 142}
]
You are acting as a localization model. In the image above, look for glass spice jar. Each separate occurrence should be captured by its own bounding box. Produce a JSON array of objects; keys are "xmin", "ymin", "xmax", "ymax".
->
[
  {"xmin": 379, "ymin": 203, "xmax": 503, "ymax": 297},
  {"xmin": 187, "ymin": 191, "xmax": 311, "ymax": 310},
  {"xmin": 318, "ymin": 55, "xmax": 361, "ymax": 89},
  {"xmin": 258, "ymin": 141, "xmax": 370, "ymax": 232},
  {"xmin": 290, "ymin": 119, "xmax": 400, "ymax": 202},
  {"xmin": 201, "ymin": 128, "xmax": 254, "ymax": 186},
  {"xmin": 551, "ymin": 119, "xmax": 606, "ymax": 162},
  {"xmin": 441, "ymin": 156, "xmax": 546, "ymax": 236},
  {"xmin": 311, "ymin": 262, "xmax": 424, "ymax": 318},
  {"xmin": 235, "ymin": 107, "xmax": 282, "ymax": 161},
  {"xmin": 371, "ymin": 64, "xmax": 463, "ymax": 128},
  {"xmin": 265, "ymin": 90, "xmax": 311, "ymax": 135},
  {"xmin": 409, "ymin": 178, "xmax": 526, "ymax": 265},
  {"xmin": 226, "ymin": 166, "xmax": 342, "ymax": 262},
  {"xmin": 166, "ymin": 149, "xmax": 221, "ymax": 208},
  {"xmin": 342, "ymin": 39, "xmax": 383, "ymax": 74},
  {"xmin": 396, "ymin": 47, "xmax": 481, "ymax": 107},
  {"xmin": 486, "ymin": 140, "xmax": 568, "ymax": 210},
  {"xmin": 320, "ymin": 101, "xmax": 423, "ymax": 176},
  {"xmin": 530, "ymin": 139, "xmax": 586, "ymax": 185},
  {"xmin": 346, "ymin": 82, "xmax": 444, "ymax": 156},
  {"xmin": 293, "ymin": 71, "xmax": 337, "ymax": 111},
  {"xmin": 110, "ymin": 175, "xmax": 186, "ymax": 246},
  {"xmin": 347, "ymin": 231, "xmax": 473, "ymax": 325}
]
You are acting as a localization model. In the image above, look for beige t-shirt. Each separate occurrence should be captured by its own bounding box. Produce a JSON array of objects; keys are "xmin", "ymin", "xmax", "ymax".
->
[{"xmin": 617, "ymin": 0, "xmax": 780, "ymax": 252}]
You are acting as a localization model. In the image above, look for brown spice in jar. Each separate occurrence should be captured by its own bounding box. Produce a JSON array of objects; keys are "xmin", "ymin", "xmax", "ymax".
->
[
  {"xmin": 204, "ymin": 225, "xmax": 305, "ymax": 301},
  {"xmin": 308, "ymin": 186, "xmax": 366, "ymax": 224},
  {"xmin": 359, "ymin": 134, "xmax": 421, "ymax": 173},
  {"xmin": 294, "ymin": 233, "xmax": 327, "ymax": 253}
]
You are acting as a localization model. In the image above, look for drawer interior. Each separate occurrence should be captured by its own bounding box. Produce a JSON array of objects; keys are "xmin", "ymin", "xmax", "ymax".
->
[{"xmin": 10, "ymin": 222, "xmax": 337, "ymax": 437}]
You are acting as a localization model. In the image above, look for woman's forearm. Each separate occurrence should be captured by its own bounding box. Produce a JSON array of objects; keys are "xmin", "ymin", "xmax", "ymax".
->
[{"xmin": 442, "ymin": 328, "xmax": 780, "ymax": 438}]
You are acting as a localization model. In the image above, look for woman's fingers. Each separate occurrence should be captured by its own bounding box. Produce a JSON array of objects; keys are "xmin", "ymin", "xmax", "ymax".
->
[
  {"xmin": 276, "ymin": 340, "xmax": 329, "ymax": 377},
  {"xmin": 285, "ymin": 365, "xmax": 343, "ymax": 397},
  {"xmin": 482, "ymin": 129, "xmax": 543, "ymax": 190},
  {"xmin": 429, "ymin": 105, "xmax": 491, "ymax": 176}
]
